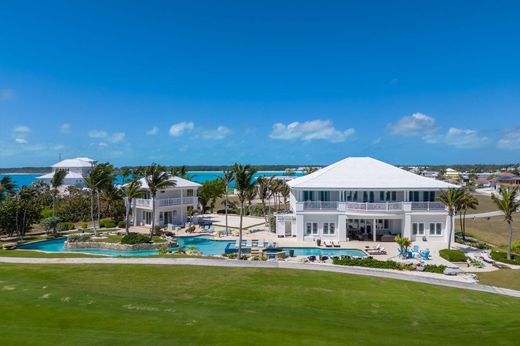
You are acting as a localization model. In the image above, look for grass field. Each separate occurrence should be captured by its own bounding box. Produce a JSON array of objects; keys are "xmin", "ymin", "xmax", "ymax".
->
[
  {"xmin": 467, "ymin": 193, "xmax": 500, "ymax": 214},
  {"xmin": 458, "ymin": 215, "xmax": 519, "ymax": 247},
  {"xmin": 477, "ymin": 270, "xmax": 520, "ymax": 291},
  {"xmin": 0, "ymin": 264, "xmax": 518, "ymax": 345}
]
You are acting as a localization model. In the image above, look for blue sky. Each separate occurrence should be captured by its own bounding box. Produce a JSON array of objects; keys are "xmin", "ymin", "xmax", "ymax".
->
[{"xmin": 1, "ymin": 0, "xmax": 519, "ymax": 167}]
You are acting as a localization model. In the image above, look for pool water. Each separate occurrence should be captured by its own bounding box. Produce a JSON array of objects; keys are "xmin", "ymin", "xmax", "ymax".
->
[{"xmin": 17, "ymin": 236, "xmax": 366, "ymax": 258}]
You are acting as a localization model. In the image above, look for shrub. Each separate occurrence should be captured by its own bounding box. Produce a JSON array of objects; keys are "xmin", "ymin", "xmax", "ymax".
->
[
  {"xmin": 153, "ymin": 225, "xmax": 163, "ymax": 235},
  {"xmin": 68, "ymin": 234, "xmax": 92, "ymax": 242},
  {"xmin": 333, "ymin": 257, "xmax": 414, "ymax": 271},
  {"xmin": 41, "ymin": 216, "xmax": 61, "ymax": 232},
  {"xmin": 491, "ymin": 251, "xmax": 520, "ymax": 265},
  {"xmin": 423, "ymin": 264, "xmax": 447, "ymax": 273},
  {"xmin": 117, "ymin": 221, "xmax": 126, "ymax": 228},
  {"xmin": 40, "ymin": 208, "xmax": 53, "ymax": 219},
  {"xmin": 439, "ymin": 249, "xmax": 466, "ymax": 262},
  {"xmin": 99, "ymin": 218, "xmax": 116, "ymax": 228},
  {"xmin": 57, "ymin": 221, "xmax": 75, "ymax": 232},
  {"xmin": 81, "ymin": 223, "xmax": 88, "ymax": 229},
  {"xmin": 121, "ymin": 233, "xmax": 150, "ymax": 245},
  {"xmin": 512, "ymin": 240, "xmax": 520, "ymax": 253}
]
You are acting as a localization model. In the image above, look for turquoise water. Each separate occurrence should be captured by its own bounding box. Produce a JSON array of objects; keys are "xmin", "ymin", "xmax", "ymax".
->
[
  {"xmin": 17, "ymin": 236, "xmax": 366, "ymax": 258},
  {"xmin": 1, "ymin": 171, "xmax": 302, "ymax": 189}
]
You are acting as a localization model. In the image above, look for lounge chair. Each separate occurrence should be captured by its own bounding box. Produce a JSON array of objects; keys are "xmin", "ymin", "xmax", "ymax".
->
[
  {"xmin": 366, "ymin": 248, "xmax": 387, "ymax": 255},
  {"xmin": 332, "ymin": 240, "xmax": 340, "ymax": 247},
  {"xmin": 419, "ymin": 249, "xmax": 430, "ymax": 260},
  {"xmin": 324, "ymin": 240, "xmax": 333, "ymax": 247},
  {"xmin": 308, "ymin": 255, "xmax": 316, "ymax": 262},
  {"xmin": 412, "ymin": 245, "xmax": 420, "ymax": 254},
  {"xmin": 480, "ymin": 251, "xmax": 495, "ymax": 264},
  {"xmin": 251, "ymin": 239, "xmax": 259, "ymax": 247}
]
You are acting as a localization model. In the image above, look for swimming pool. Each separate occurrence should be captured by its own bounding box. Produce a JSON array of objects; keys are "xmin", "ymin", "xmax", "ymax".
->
[{"xmin": 17, "ymin": 236, "xmax": 365, "ymax": 258}]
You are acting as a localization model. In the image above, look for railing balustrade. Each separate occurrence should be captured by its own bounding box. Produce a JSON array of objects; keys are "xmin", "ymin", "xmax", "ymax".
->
[{"xmin": 297, "ymin": 201, "xmax": 446, "ymax": 212}]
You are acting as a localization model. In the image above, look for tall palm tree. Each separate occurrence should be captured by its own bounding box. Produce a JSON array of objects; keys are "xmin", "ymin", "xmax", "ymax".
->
[
  {"xmin": 279, "ymin": 181, "xmax": 290, "ymax": 211},
  {"xmin": 50, "ymin": 169, "xmax": 67, "ymax": 218},
  {"xmin": 256, "ymin": 177, "xmax": 270, "ymax": 225},
  {"xmin": 232, "ymin": 163, "xmax": 257, "ymax": 259},
  {"xmin": 121, "ymin": 178, "xmax": 144, "ymax": 235},
  {"xmin": 84, "ymin": 163, "xmax": 114, "ymax": 236},
  {"xmin": 144, "ymin": 163, "xmax": 175, "ymax": 239},
  {"xmin": 437, "ymin": 189, "xmax": 464, "ymax": 250},
  {"xmin": 491, "ymin": 187, "xmax": 520, "ymax": 260},
  {"xmin": 170, "ymin": 166, "xmax": 192, "ymax": 180},
  {"xmin": 456, "ymin": 189, "xmax": 479, "ymax": 241},
  {"xmin": 223, "ymin": 168, "xmax": 234, "ymax": 236}
]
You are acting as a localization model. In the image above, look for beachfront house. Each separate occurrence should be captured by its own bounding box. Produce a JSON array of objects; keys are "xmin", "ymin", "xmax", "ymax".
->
[
  {"xmin": 275, "ymin": 157, "xmax": 459, "ymax": 244},
  {"xmin": 36, "ymin": 157, "xmax": 96, "ymax": 190},
  {"xmin": 128, "ymin": 176, "xmax": 201, "ymax": 227}
]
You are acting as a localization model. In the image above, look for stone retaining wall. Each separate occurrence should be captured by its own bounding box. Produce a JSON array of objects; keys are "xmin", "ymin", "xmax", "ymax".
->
[{"xmin": 64, "ymin": 241, "xmax": 171, "ymax": 251}]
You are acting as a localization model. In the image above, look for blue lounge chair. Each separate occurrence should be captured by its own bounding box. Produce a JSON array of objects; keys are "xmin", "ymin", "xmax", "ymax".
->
[
  {"xmin": 420, "ymin": 249, "xmax": 430, "ymax": 260},
  {"xmin": 412, "ymin": 245, "xmax": 420, "ymax": 253}
]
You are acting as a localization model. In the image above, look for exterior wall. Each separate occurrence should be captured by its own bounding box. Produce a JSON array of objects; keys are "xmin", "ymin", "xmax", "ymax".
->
[{"xmin": 408, "ymin": 213, "xmax": 450, "ymax": 243}]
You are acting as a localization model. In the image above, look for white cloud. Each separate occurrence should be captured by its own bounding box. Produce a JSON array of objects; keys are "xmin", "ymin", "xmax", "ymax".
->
[
  {"xmin": 146, "ymin": 126, "xmax": 159, "ymax": 135},
  {"xmin": 425, "ymin": 128, "xmax": 488, "ymax": 149},
  {"xmin": 60, "ymin": 123, "xmax": 72, "ymax": 133},
  {"xmin": 497, "ymin": 128, "xmax": 520, "ymax": 150},
  {"xmin": 169, "ymin": 121, "xmax": 194, "ymax": 137},
  {"xmin": 14, "ymin": 125, "xmax": 31, "ymax": 133},
  {"xmin": 109, "ymin": 132, "xmax": 125, "ymax": 143},
  {"xmin": 387, "ymin": 113, "xmax": 437, "ymax": 136},
  {"xmin": 0, "ymin": 88, "xmax": 15, "ymax": 101},
  {"xmin": 270, "ymin": 119, "xmax": 354, "ymax": 143},
  {"xmin": 202, "ymin": 126, "xmax": 231, "ymax": 140},
  {"xmin": 88, "ymin": 130, "xmax": 108, "ymax": 138},
  {"xmin": 52, "ymin": 144, "xmax": 65, "ymax": 150},
  {"xmin": 15, "ymin": 138, "xmax": 27, "ymax": 144}
]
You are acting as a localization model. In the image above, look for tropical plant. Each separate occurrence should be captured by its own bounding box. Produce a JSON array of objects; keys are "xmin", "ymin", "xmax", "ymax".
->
[
  {"xmin": 0, "ymin": 176, "xmax": 17, "ymax": 204},
  {"xmin": 491, "ymin": 187, "xmax": 520, "ymax": 260},
  {"xmin": 120, "ymin": 178, "xmax": 144, "ymax": 235},
  {"xmin": 198, "ymin": 179, "xmax": 225, "ymax": 213},
  {"xmin": 0, "ymin": 186, "xmax": 42, "ymax": 240},
  {"xmin": 223, "ymin": 168, "xmax": 234, "ymax": 236},
  {"xmin": 256, "ymin": 177, "xmax": 270, "ymax": 225},
  {"xmin": 143, "ymin": 163, "xmax": 175, "ymax": 239},
  {"xmin": 456, "ymin": 189, "xmax": 479, "ymax": 241},
  {"xmin": 84, "ymin": 163, "xmax": 114, "ymax": 236},
  {"xmin": 170, "ymin": 166, "xmax": 192, "ymax": 180},
  {"xmin": 437, "ymin": 189, "xmax": 464, "ymax": 249},
  {"xmin": 279, "ymin": 181, "xmax": 290, "ymax": 211},
  {"xmin": 41, "ymin": 216, "xmax": 61, "ymax": 235},
  {"xmin": 50, "ymin": 169, "xmax": 67, "ymax": 221},
  {"xmin": 395, "ymin": 235, "xmax": 411, "ymax": 258},
  {"xmin": 232, "ymin": 163, "xmax": 258, "ymax": 259}
]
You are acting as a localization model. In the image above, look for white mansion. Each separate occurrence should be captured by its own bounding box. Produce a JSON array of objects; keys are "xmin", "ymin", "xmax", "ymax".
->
[
  {"xmin": 275, "ymin": 157, "xmax": 458, "ymax": 244},
  {"xmin": 36, "ymin": 157, "xmax": 96, "ymax": 190},
  {"xmin": 129, "ymin": 176, "xmax": 201, "ymax": 227}
]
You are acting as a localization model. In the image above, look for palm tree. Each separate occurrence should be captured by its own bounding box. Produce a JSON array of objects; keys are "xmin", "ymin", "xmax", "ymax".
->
[
  {"xmin": 50, "ymin": 169, "xmax": 67, "ymax": 218},
  {"xmin": 170, "ymin": 166, "xmax": 192, "ymax": 180},
  {"xmin": 222, "ymin": 168, "xmax": 234, "ymax": 236},
  {"xmin": 256, "ymin": 177, "xmax": 270, "ymax": 225},
  {"xmin": 143, "ymin": 163, "xmax": 175, "ymax": 239},
  {"xmin": 491, "ymin": 187, "xmax": 520, "ymax": 260},
  {"xmin": 232, "ymin": 163, "xmax": 257, "ymax": 259},
  {"xmin": 395, "ymin": 235, "xmax": 411, "ymax": 258},
  {"xmin": 279, "ymin": 181, "xmax": 290, "ymax": 211},
  {"xmin": 437, "ymin": 189, "xmax": 464, "ymax": 250},
  {"xmin": 0, "ymin": 176, "xmax": 17, "ymax": 204},
  {"xmin": 456, "ymin": 189, "xmax": 479, "ymax": 241},
  {"xmin": 121, "ymin": 178, "xmax": 144, "ymax": 235},
  {"xmin": 84, "ymin": 163, "xmax": 114, "ymax": 236}
]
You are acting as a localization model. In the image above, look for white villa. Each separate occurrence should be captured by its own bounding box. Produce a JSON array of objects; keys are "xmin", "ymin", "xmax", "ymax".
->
[
  {"xmin": 36, "ymin": 157, "xmax": 96, "ymax": 190},
  {"xmin": 275, "ymin": 157, "xmax": 459, "ymax": 244},
  {"xmin": 129, "ymin": 176, "xmax": 201, "ymax": 227}
]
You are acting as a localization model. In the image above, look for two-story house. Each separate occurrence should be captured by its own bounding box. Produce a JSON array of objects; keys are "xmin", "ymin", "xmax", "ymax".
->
[
  {"xmin": 129, "ymin": 176, "xmax": 201, "ymax": 227},
  {"xmin": 275, "ymin": 157, "xmax": 459, "ymax": 244}
]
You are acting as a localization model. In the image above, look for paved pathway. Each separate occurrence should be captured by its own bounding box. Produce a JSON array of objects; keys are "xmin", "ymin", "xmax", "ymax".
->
[{"xmin": 1, "ymin": 256, "xmax": 518, "ymax": 298}]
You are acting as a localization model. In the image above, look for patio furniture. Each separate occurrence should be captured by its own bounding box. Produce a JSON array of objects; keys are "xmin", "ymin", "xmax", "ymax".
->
[
  {"xmin": 308, "ymin": 255, "xmax": 316, "ymax": 262},
  {"xmin": 257, "ymin": 240, "xmax": 265, "ymax": 249},
  {"xmin": 324, "ymin": 240, "xmax": 333, "ymax": 247},
  {"xmin": 332, "ymin": 240, "xmax": 340, "ymax": 247},
  {"xmin": 267, "ymin": 240, "xmax": 275, "ymax": 248},
  {"xmin": 480, "ymin": 251, "xmax": 495, "ymax": 264},
  {"xmin": 419, "ymin": 249, "xmax": 430, "ymax": 260}
]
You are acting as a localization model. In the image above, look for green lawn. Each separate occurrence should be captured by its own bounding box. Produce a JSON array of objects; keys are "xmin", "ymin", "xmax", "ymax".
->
[
  {"xmin": 477, "ymin": 270, "xmax": 520, "ymax": 291},
  {"xmin": 458, "ymin": 215, "xmax": 519, "ymax": 247},
  {"xmin": 467, "ymin": 193, "xmax": 500, "ymax": 214},
  {"xmin": 0, "ymin": 264, "xmax": 518, "ymax": 345}
]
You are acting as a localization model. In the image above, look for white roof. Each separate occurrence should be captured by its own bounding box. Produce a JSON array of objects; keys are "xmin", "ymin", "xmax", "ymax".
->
[
  {"xmin": 138, "ymin": 176, "xmax": 201, "ymax": 189},
  {"xmin": 52, "ymin": 157, "xmax": 96, "ymax": 168},
  {"xmin": 36, "ymin": 172, "xmax": 85, "ymax": 180},
  {"xmin": 287, "ymin": 157, "xmax": 459, "ymax": 190}
]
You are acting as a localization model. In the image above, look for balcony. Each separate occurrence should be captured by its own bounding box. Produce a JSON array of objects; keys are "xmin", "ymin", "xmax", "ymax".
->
[
  {"xmin": 128, "ymin": 197, "xmax": 198, "ymax": 209},
  {"xmin": 295, "ymin": 201, "xmax": 445, "ymax": 213}
]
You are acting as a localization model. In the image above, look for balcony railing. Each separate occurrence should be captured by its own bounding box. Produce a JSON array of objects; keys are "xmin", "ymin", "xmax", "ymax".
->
[
  {"xmin": 126, "ymin": 197, "xmax": 198, "ymax": 209},
  {"xmin": 296, "ymin": 201, "xmax": 446, "ymax": 212}
]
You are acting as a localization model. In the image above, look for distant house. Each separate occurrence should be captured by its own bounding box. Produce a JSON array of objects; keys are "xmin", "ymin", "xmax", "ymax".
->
[
  {"xmin": 421, "ymin": 171, "xmax": 439, "ymax": 179},
  {"xmin": 494, "ymin": 175, "xmax": 520, "ymax": 190},
  {"xmin": 444, "ymin": 168, "xmax": 461, "ymax": 180},
  {"xmin": 474, "ymin": 178, "xmax": 491, "ymax": 188},
  {"xmin": 36, "ymin": 157, "xmax": 96, "ymax": 190}
]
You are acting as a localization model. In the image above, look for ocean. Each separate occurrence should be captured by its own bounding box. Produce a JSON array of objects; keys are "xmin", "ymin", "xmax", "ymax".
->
[{"xmin": 0, "ymin": 171, "xmax": 303, "ymax": 190}]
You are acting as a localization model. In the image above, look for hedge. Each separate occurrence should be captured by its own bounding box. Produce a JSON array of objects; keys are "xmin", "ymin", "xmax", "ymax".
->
[
  {"xmin": 491, "ymin": 251, "xmax": 520, "ymax": 265},
  {"xmin": 117, "ymin": 221, "xmax": 126, "ymax": 228},
  {"xmin": 100, "ymin": 218, "xmax": 116, "ymax": 228},
  {"xmin": 121, "ymin": 233, "xmax": 150, "ymax": 245},
  {"xmin": 57, "ymin": 222, "xmax": 75, "ymax": 232},
  {"xmin": 333, "ymin": 257, "xmax": 413, "ymax": 271},
  {"xmin": 439, "ymin": 249, "xmax": 466, "ymax": 262}
]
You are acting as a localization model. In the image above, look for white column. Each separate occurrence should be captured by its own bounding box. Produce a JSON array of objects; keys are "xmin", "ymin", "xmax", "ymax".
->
[
  {"xmin": 338, "ymin": 215, "xmax": 346, "ymax": 241},
  {"xmin": 296, "ymin": 214, "xmax": 304, "ymax": 241},
  {"xmin": 372, "ymin": 219, "xmax": 377, "ymax": 242},
  {"xmin": 180, "ymin": 190, "xmax": 184, "ymax": 225},
  {"xmin": 403, "ymin": 214, "xmax": 412, "ymax": 239}
]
